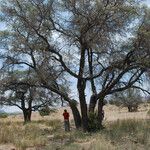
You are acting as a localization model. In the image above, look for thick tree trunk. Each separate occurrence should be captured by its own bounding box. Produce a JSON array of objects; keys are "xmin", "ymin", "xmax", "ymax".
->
[
  {"xmin": 23, "ymin": 109, "xmax": 32, "ymax": 123},
  {"xmin": 87, "ymin": 48, "xmax": 97, "ymax": 113},
  {"xmin": 97, "ymin": 98, "xmax": 104, "ymax": 128},
  {"xmin": 128, "ymin": 106, "xmax": 132, "ymax": 112},
  {"xmin": 89, "ymin": 94, "xmax": 97, "ymax": 113},
  {"xmin": 128, "ymin": 105, "xmax": 138, "ymax": 112},
  {"xmin": 78, "ymin": 80, "xmax": 89, "ymax": 132},
  {"xmin": 69, "ymin": 101, "xmax": 82, "ymax": 129},
  {"xmin": 80, "ymin": 102, "xmax": 89, "ymax": 131},
  {"xmin": 77, "ymin": 44, "xmax": 89, "ymax": 132}
]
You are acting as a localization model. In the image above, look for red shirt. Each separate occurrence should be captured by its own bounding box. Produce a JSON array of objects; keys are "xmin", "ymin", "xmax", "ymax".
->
[{"xmin": 63, "ymin": 112, "xmax": 69, "ymax": 120}]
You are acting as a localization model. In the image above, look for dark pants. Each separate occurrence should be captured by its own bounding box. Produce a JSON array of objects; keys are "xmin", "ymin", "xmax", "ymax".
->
[{"xmin": 64, "ymin": 120, "xmax": 70, "ymax": 131}]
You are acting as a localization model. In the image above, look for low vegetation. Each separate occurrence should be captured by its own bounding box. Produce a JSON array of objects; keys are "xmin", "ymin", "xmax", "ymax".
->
[
  {"xmin": 0, "ymin": 113, "xmax": 8, "ymax": 118},
  {"xmin": 103, "ymin": 119, "xmax": 150, "ymax": 150},
  {"xmin": 0, "ymin": 118, "xmax": 149, "ymax": 150},
  {"xmin": 0, "ymin": 119, "xmax": 61, "ymax": 150},
  {"xmin": 39, "ymin": 106, "xmax": 56, "ymax": 117}
]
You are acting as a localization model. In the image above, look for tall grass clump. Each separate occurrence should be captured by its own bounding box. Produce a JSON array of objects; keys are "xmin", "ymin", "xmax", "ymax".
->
[
  {"xmin": 90, "ymin": 136, "xmax": 116, "ymax": 150},
  {"xmin": 103, "ymin": 119, "xmax": 150, "ymax": 149}
]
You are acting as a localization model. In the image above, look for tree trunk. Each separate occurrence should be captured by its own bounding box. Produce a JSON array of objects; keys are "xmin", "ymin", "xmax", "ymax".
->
[
  {"xmin": 69, "ymin": 101, "xmax": 82, "ymax": 129},
  {"xmin": 128, "ymin": 106, "xmax": 132, "ymax": 112},
  {"xmin": 128, "ymin": 105, "xmax": 138, "ymax": 112},
  {"xmin": 77, "ymin": 44, "xmax": 89, "ymax": 132},
  {"xmin": 23, "ymin": 108, "xmax": 32, "ymax": 123},
  {"xmin": 97, "ymin": 98, "xmax": 104, "ymax": 128},
  {"xmin": 78, "ymin": 80, "xmax": 89, "ymax": 132},
  {"xmin": 87, "ymin": 48, "xmax": 97, "ymax": 113},
  {"xmin": 89, "ymin": 94, "xmax": 97, "ymax": 113},
  {"xmin": 128, "ymin": 106, "xmax": 131, "ymax": 112}
]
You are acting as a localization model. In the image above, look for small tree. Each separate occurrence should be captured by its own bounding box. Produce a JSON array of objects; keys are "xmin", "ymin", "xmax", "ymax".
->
[
  {"xmin": 110, "ymin": 88, "xmax": 143, "ymax": 112},
  {"xmin": 0, "ymin": 71, "xmax": 59, "ymax": 123}
]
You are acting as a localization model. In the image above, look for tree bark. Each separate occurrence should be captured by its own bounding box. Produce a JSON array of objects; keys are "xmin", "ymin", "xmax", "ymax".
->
[
  {"xmin": 87, "ymin": 48, "xmax": 97, "ymax": 113},
  {"xmin": 78, "ymin": 79, "xmax": 89, "ymax": 132},
  {"xmin": 89, "ymin": 94, "xmax": 97, "ymax": 113},
  {"xmin": 69, "ymin": 101, "xmax": 82, "ymax": 129},
  {"xmin": 77, "ymin": 44, "xmax": 89, "ymax": 132},
  {"xmin": 20, "ymin": 96, "xmax": 31, "ymax": 123},
  {"xmin": 128, "ymin": 105, "xmax": 138, "ymax": 112},
  {"xmin": 97, "ymin": 98, "xmax": 104, "ymax": 128},
  {"xmin": 128, "ymin": 106, "xmax": 132, "ymax": 112},
  {"xmin": 23, "ymin": 108, "xmax": 32, "ymax": 123}
]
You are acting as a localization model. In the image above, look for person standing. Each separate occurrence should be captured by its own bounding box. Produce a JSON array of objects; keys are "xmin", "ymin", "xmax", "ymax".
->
[{"xmin": 63, "ymin": 109, "xmax": 70, "ymax": 131}]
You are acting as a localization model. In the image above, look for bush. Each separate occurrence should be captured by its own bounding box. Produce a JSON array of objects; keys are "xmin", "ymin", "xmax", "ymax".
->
[
  {"xmin": 38, "ymin": 106, "xmax": 51, "ymax": 116},
  {"xmin": 88, "ymin": 112, "xmax": 100, "ymax": 132},
  {"xmin": 38, "ymin": 106, "xmax": 56, "ymax": 117},
  {"xmin": 0, "ymin": 113, "xmax": 8, "ymax": 118}
]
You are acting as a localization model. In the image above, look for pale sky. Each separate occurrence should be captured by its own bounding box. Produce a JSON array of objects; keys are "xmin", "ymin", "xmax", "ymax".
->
[{"xmin": 145, "ymin": 0, "xmax": 150, "ymax": 6}]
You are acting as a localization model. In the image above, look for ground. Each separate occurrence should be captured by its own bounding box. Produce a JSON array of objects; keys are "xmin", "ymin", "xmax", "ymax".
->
[{"xmin": 0, "ymin": 104, "xmax": 149, "ymax": 150}]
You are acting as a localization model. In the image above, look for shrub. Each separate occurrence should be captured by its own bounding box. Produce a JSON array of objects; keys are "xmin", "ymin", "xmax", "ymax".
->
[
  {"xmin": 88, "ymin": 112, "xmax": 100, "ymax": 132},
  {"xmin": 38, "ymin": 106, "xmax": 55, "ymax": 116},
  {"xmin": 0, "ymin": 113, "xmax": 8, "ymax": 118}
]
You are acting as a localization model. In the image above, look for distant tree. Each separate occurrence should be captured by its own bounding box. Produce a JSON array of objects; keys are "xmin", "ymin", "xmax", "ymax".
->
[
  {"xmin": 110, "ymin": 89, "xmax": 143, "ymax": 112},
  {"xmin": 0, "ymin": 70, "xmax": 59, "ymax": 123}
]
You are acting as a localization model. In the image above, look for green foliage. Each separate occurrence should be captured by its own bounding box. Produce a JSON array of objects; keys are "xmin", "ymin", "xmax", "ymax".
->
[
  {"xmin": 38, "ymin": 106, "xmax": 56, "ymax": 117},
  {"xmin": 88, "ymin": 112, "xmax": 100, "ymax": 132},
  {"xmin": 0, "ymin": 113, "xmax": 8, "ymax": 118},
  {"xmin": 38, "ymin": 106, "xmax": 51, "ymax": 116}
]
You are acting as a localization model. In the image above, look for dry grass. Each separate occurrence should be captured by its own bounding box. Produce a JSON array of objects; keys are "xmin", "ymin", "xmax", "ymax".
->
[
  {"xmin": 0, "ymin": 119, "xmax": 61, "ymax": 150},
  {"xmin": 0, "ymin": 104, "xmax": 149, "ymax": 150},
  {"xmin": 103, "ymin": 104, "xmax": 149, "ymax": 121},
  {"xmin": 102, "ymin": 119, "xmax": 150, "ymax": 150},
  {"xmin": 0, "ymin": 120, "xmax": 149, "ymax": 150}
]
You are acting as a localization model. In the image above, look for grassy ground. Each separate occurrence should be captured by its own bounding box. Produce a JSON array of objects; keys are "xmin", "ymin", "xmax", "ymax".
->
[
  {"xmin": 0, "ymin": 119, "xmax": 149, "ymax": 150},
  {"xmin": 0, "ymin": 104, "xmax": 149, "ymax": 150}
]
